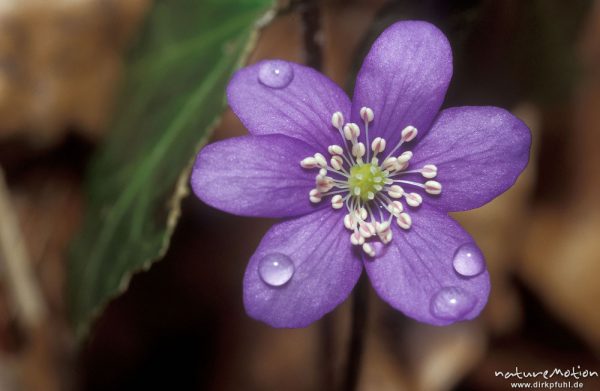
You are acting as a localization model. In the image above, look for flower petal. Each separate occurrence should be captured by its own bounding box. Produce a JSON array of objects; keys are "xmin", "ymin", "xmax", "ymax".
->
[
  {"xmin": 410, "ymin": 106, "xmax": 531, "ymax": 212},
  {"xmin": 227, "ymin": 59, "xmax": 351, "ymax": 152},
  {"xmin": 243, "ymin": 208, "xmax": 363, "ymax": 327},
  {"xmin": 351, "ymin": 21, "xmax": 452, "ymax": 146},
  {"xmin": 191, "ymin": 134, "xmax": 321, "ymax": 218},
  {"xmin": 365, "ymin": 206, "xmax": 490, "ymax": 326}
]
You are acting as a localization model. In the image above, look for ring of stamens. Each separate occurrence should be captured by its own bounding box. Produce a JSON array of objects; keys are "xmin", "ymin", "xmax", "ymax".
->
[{"xmin": 300, "ymin": 107, "xmax": 442, "ymax": 258}]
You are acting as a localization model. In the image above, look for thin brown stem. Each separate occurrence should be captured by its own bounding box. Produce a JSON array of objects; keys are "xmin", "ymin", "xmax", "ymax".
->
[
  {"xmin": 299, "ymin": 0, "xmax": 323, "ymax": 70},
  {"xmin": 342, "ymin": 274, "xmax": 368, "ymax": 391}
]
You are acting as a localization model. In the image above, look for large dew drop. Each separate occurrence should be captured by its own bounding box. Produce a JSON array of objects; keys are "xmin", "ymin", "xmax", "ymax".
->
[
  {"xmin": 258, "ymin": 60, "xmax": 294, "ymax": 89},
  {"xmin": 430, "ymin": 286, "xmax": 476, "ymax": 321},
  {"xmin": 258, "ymin": 253, "xmax": 294, "ymax": 287},
  {"xmin": 452, "ymin": 243, "xmax": 485, "ymax": 277}
]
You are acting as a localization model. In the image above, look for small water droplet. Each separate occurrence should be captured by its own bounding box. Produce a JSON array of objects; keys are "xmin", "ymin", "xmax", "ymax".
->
[
  {"xmin": 258, "ymin": 253, "xmax": 294, "ymax": 287},
  {"xmin": 430, "ymin": 286, "xmax": 476, "ymax": 321},
  {"xmin": 258, "ymin": 60, "xmax": 294, "ymax": 88},
  {"xmin": 452, "ymin": 243, "xmax": 485, "ymax": 277}
]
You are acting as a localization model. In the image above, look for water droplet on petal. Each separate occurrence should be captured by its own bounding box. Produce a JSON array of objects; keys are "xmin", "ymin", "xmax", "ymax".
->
[
  {"xmin": 258, "ymin": 60, "xmax": 294, "ymax": 88},
  {"xmin": 258, "ymin": 253, "xmax": 294, "ymax": 287},
  {"xmin": 430, "ymin": 286, "xmax": 476, "ymax": 321},
  {"xmin": 452, "ymin": 243, "xmax": 485, "ymax": 277}
]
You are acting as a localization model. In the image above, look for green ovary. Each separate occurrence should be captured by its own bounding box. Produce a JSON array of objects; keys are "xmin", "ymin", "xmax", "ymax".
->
[{"xmin": 348, "ymin": 163, "xmax": 385, "ymax": 201}]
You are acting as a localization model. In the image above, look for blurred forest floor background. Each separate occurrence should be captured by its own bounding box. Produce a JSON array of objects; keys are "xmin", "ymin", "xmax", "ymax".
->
[{"xmin": 1, "ymin": 0, "xmax": 600, "ymax": 390}]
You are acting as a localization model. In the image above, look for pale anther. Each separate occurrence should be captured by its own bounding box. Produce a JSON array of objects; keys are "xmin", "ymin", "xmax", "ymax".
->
[
  {"xmin": 422, "ymin": 164, "xmax": 437, "ymax": 178},
  {"xmin": 376, "ymin": 220, "xmax": 391, "ymax": 233},
  {"xmin": 351, "ymin": 231, "xmax": 365, "ymax": 246},
  {"xmin": 300, "ymin": 157, "xmax": 318, "ymax": 169},
  {"xmin": 360, "ymin": 107, "xmax": 374, "ymax": 123},
  {"xmin": 388, "ymin": 200, "xmax": 403, "ymax": 216},
  {"xmin": 359, "ymin": 208, "xmax": 368, "ymax": 220},
  {"xmin": 397, "ymin": 151, "xmax": 413, "ymax": 164},
  {"xmin": 387, "ymin": 185, "xmax": 404, "ymax": 199},
  {"xmin": 309, "ymin": 188, "xmax": 321, "ymax": 203},
  {"xmin": 352, "ymin": 142, "xmax": 366, "ymax": 158},
  {"xmin": 371, "ymin": 137, "xmax": 386, "ymax": 153},
  {"xmin": 397, "ymin": 213, "xmax": 412, "ymax": 229},
  {"xmin": 359, "ymin": 222, "xmax": 373, "ymax": 238},
  {"xmin": 401, "ymin": 125, "xmax": 418, "ymax": 142},
  {"xmin": 328, "ymin": 145, "xmax": 344, "ymax": 155},
  {"xmin": 425, "ymin": 180, "xmax": 442, "ymax": 195},
  {"xmin": 405, "ymin": 192, "xmax": 422, "ymax": 207},
  {"xmin": 331, "ymin": 112, "xmax": 344, "ymax": 129},
  {"xmin": 344, "ymin": 214, "xmax": 354, "ymax": 229},
  {"xmin": 331, "ymin": 195, "xmax": 344, "ymax": 209},
  {"xmin": 330, "ymin": 155, "xmax": 343, "ymax": 170},
  {"xmin": 382, "ymin": 157, "xmax": 397, "ymax": 171},
  {"xmin": 362, "ymin": 243, "xmax": 376, "ymax": 257},
  {"xmin": 314, "ymin": 153, "xmax": 327, "ymax": 168}
]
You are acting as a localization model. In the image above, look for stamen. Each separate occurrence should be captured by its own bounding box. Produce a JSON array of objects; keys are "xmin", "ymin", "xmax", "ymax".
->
[
  {"xmin": 371, "ymin": 137, "xmax": 386, "ymax": 158},
  {"xmin": 401, "ymin": 125, "xmax": 418, "ymax": 142},
  {"xmin": 360, "ymin": 107, "xmax": 374, "ymax": 162},
  {"xmin": 330, "ymin": 155, "xmax": 344, "ymax": 171},
  {"xmin": 422, "ymin": 164, "xmax": 437, "ymax": 178},
  {"xmin": 405, "ymin": 192, "xmax": 422, "ymax": 207},
  {"xmin": 303, "ymin": 110, "xmax": 442, "ymax": 257},
  {"xmin": 344, "ymin": 214, "xmax": 354, "ymax": 229},
  {"xmin": 352, "ymin": 142, "xmax": 366, "ymax": 160},
  {"xmin": 314, "ymin": 153, "xmax": 327, "ymax": 168},
  {"xmin": 300, "ymin": 157, "xmax": 318, "ymax": 169},
  {"xmin": 331, "ymin": 195, "xmax": 344, "ymax": 209},
  {"xmin": 309, "ymin": 189, "xmax": 321, "ymax": 203},
  {"xmin": 331, "ymin": 112, "xmax": 344, "ymax": 129},
  {"xmin": 316, "ymin": 175, "xmax": 334, "ymax": 192},
  {"xmin": 388, "ymin": 200, "xmax": 403, "ymax": 216},
  {"xmin": 382, "ymin": 157, "xmax": 397, "ymax": 171},
  {"xmin": 359, "ymin": 107, "xmax": 374, "ymax": 123},
  {"xmin": 425, "ymin": 180, "xmax": 442, "ymax": 195},
  {"xmin": 351, "ymin": 231, "xmax": 365, "ymax": 245},
  {"xmin": 328, "ymin": 145, "xmax": 344, "ymax": 155},
  {"xmin": 397, "ymin": 213, "xmax": 412, "ymax": 229},
  {"xmin": 387, "ymin": 185, "xmax": 404, "ymax": 199},
  {"xmin": 343, "ymin": 123, "xmax": 360, "ymax": 141},
  {"xmin": 362, "ymin": 243, "xmax": 376, "ymax": 257},
  {"xmin": 384, "ymin": 127, "xmax": 418, "ymax": 160},
  {"xmin": 397, "ymin": 151, "xmax": 413, "ymax": 164}
]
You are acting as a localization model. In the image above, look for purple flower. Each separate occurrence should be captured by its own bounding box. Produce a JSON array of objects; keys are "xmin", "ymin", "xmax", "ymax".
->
[{"xmin": 190, "ymin": 21, "xmax": 531, "ymax": 327}]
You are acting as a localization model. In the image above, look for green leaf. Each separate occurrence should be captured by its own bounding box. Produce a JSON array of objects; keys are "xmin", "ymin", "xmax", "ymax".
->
[{"xmin": 68, "ymin": 0, "xmax": 274, "ymax": 338}]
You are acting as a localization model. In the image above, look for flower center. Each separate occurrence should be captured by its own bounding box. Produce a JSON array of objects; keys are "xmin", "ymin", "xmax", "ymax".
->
[
  {"xmin": 348, "ymin": 163, "xmax": 384, "ymax": 201},
  {"xmin": 299, "ymin": 107, "xmax": 442, "ymax": 258}
]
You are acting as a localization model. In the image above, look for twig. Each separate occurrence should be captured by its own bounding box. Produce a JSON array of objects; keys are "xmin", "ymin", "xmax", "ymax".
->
[{"xmin": 0, "ymin": 166, "xmax": 46, "ymax": 331}]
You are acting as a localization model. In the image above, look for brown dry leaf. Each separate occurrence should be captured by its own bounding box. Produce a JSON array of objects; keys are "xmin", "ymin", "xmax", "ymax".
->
[
  {"xmin": 243, "ymin": 325, "xmax": 319, "ymax": 391},
  {"xmin": 0, "ymin": 0, "xmax": 149, "ymax": 146},
  {"xmin": 521, "ymin": 209, "xmax": 600, "ymax": 351},
  {"xmin": 358, "ymin": 331, "xmax": 410, "ymax": 391},
  {"xmin": 518, "ymin": 4, "xmax": 600, "ymax": 353},
  {"xmin": 407, "ymin": 322, "xmax": 487, "ymax": 391}
]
